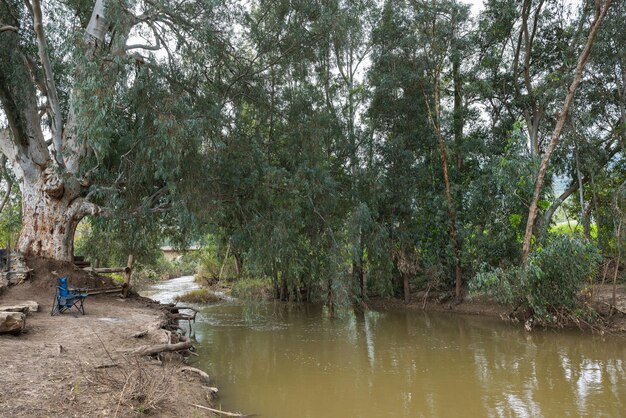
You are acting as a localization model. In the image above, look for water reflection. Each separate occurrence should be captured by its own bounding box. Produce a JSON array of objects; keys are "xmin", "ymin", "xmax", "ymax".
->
[{"xmin": 142, "ymin": 283, "xmax": 626, "ymax": 418}]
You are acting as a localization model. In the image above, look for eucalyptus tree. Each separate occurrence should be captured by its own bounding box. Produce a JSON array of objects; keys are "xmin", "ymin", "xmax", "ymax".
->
[
  {"xmin": 195, "ymin": 0, "xmax": 357, "ymax": 309},
  {"xmin": 521, "ymin": 0, "xmax": 612, "ymax": 262},
  {"xmin": 470, "ymin": 0, "xmax": 613, "ymax": 261},
  {"xmin": 325, "ymin": 0, "xmax": 377, "ymax": 302},
  {"xmin": 410, "ymin": 0, "xmax": 470, "ymax": 298},
  {"xmin": 546, "ymin": 0, "xmax": 625, "ymax": 243},
  {"xmin": 0, "ymin": 0, "xmax": 232, "ymax": 261},
  {"xmin": 367, "ymin": 0, "xmax": 427, "ymax": 301}
]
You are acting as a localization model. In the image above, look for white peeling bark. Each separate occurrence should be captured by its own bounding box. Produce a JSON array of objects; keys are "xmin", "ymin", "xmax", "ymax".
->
[{"xmin": 86, "ymin": 0, "xmax": 109, "ymax": 42}]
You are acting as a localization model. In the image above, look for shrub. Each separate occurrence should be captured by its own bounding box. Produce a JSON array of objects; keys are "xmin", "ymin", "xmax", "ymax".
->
[
  {"xmin": 524, "ymin": 236, "xmax": 601, "ymax": 319},
  {"xmin": 470, "ymin": 236, "xmax": 601, "ymax": 323},
  {"xmin": 175, "ymin": 288, "xmax": 222, "ymax": 304},
  {"xmin": 231, "ymin": 277, "xmax": 272, "ymax": 302}
]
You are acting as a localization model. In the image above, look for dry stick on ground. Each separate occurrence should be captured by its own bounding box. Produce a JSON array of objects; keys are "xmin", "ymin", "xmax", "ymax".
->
[
  {"xmin": 521, "ymin": 0, "xmax": 613, "ymax": 263},
  {"xmin": 188, "ymin": 403, "xmax": 251, "ymax": 417}
]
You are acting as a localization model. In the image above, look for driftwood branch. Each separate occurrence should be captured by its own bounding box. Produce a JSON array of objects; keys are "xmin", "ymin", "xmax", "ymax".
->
[
  {"xmin": 131, "ymin": 340, "xmax": 192, "ymax": 357},
  {"xmin": 179, "ymin": 366, "xmax": 210, "ymax": 384}
]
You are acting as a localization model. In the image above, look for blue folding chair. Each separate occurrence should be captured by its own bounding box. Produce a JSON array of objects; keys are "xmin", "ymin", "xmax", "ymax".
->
[{"xmin": 51, "ymin": 277, "xmax": 88, "ymax": 316}]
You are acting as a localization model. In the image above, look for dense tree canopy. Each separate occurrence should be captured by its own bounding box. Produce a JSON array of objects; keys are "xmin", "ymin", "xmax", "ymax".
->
[{"xmin": 1, "ymin": 0, "xmax": 624, "ymax": 313}]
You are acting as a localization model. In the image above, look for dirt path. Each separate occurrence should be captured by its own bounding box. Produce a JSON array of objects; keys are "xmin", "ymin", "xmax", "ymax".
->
[{"xmin": 0, "ymin": 281, "xmax": 216, "ymax": 417}]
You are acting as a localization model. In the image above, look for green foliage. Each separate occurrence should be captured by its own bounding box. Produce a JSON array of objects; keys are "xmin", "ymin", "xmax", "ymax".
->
[
  {"xmin": 192, "ymin": 236, "xmax": 239, "ymax": 283},
  {"xmin": 471, "ymin": 236, "xmax": 602, "ymax": 323},
  {"xmin": 2, "ymin": 0, "xmax": 624, "ymax": 315},
  {"xmin": 550, "ymin": 222, "xmax": 598, "ymax": 240},
  {"xmin": 108, "ymin": 273, "xmax": 125, "ymax": 285},
  {"xmin": 0, "ymin": 187, "xmax": 20, "ymax": 248},
  {"xmin": 231, "ymin": 277, "xmax": 273, "ymax": 302}
]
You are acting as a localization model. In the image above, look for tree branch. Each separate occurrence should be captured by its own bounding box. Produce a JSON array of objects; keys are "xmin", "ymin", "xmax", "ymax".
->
[
  {"xmin": 544, "ymin": 140, "xmax": 622, "ymax": 225},
  {"xmin": 31, "ymin": 0, "xmax": 64, "ymax": 167},
  {"xmin": 74, "ymin": 200, "xmax": 108, "ymax": 220},
  {"xmin": 125, "ymin": 20, "xmax": 162, "ymax": 51},
  {"xmin": 0, "ymin": 24, "xmax": 18, "ymax": 33}
]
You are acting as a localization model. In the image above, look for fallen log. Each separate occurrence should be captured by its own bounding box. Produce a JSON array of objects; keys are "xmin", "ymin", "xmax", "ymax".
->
[
  {"xmin": 0, "ymin": 311, "xmax": 25, "ymax": 334},
  {"xmin": 0, "ymin": 301, "xmax": 39, "ymax": 314},
  {"xmin": 86, "ymin": 287, "xmax": 123, "ymax": 295},
  {"xmin": 179, "ymin": 366, "xmax": 210, "ymax": 384},
  {"xmin": 83, "ymin": 267, "xmax": 131, "ymax": 274},
  {"xmin": 131, "ymin": 340, "xmax": 192, "ymax": 357}
]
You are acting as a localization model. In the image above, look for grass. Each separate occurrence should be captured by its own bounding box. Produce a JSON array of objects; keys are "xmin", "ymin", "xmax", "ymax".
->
[{"xmin": 175, "ymin": 288, "xmax": 222, "ymax": 304}]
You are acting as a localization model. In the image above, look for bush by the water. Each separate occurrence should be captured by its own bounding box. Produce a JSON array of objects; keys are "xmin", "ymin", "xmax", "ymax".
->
[
  {"xmin": 470, "ymin": 236, "xmax": 601, "ymax": 323},
  {"xmin": 231, "ymin": 277, "xmax": 272, "ymax": 301},
  {"xmin": 175, "ymin": 288, "xmax": 222, "ymax": 304}
]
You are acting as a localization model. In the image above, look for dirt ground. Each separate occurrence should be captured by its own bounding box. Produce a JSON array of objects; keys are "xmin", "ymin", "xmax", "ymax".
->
[{"xmin": 0, "ymin": 259, "xmax": 217, "ymax": 417}]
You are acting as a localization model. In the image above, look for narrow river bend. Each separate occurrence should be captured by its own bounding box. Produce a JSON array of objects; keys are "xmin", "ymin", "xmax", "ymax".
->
[{"xmin": 142, "ymin": 276, "xmax": 626, "ymax": 418}]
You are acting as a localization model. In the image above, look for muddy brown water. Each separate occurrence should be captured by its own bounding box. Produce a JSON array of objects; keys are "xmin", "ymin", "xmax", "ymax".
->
[{"xmin": 142, "ymin": 277, "xmax": 626, "ymax": 418}]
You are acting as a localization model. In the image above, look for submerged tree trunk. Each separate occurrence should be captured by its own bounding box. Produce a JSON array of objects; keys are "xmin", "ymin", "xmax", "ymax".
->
[{"xmin": 327, "ymin": 276, "xmax": 335, "ymax": 318}]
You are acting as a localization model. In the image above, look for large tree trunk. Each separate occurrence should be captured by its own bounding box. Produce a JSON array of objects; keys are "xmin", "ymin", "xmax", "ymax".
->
[
  {"xmin": 19, "ymin": 179, "xmax": 80, "ymax": 261},
  {"xmin": 17, "ymin": 168, "xmax": 102, "ymax": 261}
]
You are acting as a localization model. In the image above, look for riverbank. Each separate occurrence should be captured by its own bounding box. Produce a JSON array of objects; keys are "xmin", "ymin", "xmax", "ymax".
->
[
  {"xmin": 0, "ymin": 259, "xmax": 218, "ymax": 417},
  {"xmin": 367, "ymin": 285, "xmax": 626, "ymax": 332},
  {"xmin": 186, "ymin": 273, "xmax": 626, "ymax": 332}
]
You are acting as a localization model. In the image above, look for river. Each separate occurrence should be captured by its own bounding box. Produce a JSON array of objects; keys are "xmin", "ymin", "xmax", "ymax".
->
[{"xmin": 141, "ymin": 276, "xmax": 626, "ymax": 418}]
